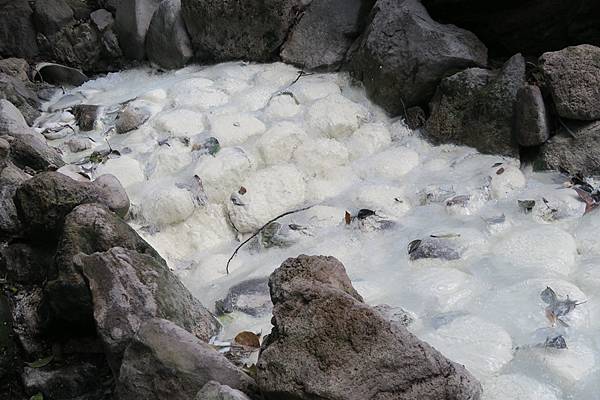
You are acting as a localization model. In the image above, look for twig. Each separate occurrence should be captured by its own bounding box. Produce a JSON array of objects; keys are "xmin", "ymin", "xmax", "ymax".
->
[
  {"xmin": 226, "ymin": 205, "xmax": 315, "ymax": 274},
  {"xmin": 558, "ymin": 118, "xmax": 577, "ymax": 138}
]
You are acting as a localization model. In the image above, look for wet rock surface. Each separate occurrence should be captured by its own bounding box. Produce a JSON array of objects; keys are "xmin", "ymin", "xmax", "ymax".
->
[
  {"xmin": 115, "ymin": 0, "xmax": 162, "ymax": 60},
  {"xmin": 215, "ymin": 277, "xmax": 271, "ymax": 317},
  {"xmin": 146, "ymin": 0, "xmax": 193, "ymax": 70},
  {"xmin": 257, "ymin": 255, "xmax": 482, "ymax": 400},
  {"xmin": 514, "ymin": 84, "xmax": 550, "ymax": 147}
]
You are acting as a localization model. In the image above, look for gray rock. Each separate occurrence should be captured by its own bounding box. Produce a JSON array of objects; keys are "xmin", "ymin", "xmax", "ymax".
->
[
  {"xmin": 14, "ymin": 171, "xmax": 128, "ymax": 237},
  {"xmin": 373, "ymin": 304, "xmax": 415, "ymax": 328},
  {"xmin": 0, "ymin": 99, "xmax": 32, "ymax": 136},
  {"xmin": 0, "ymin": 295, "xmax": 19, "ymax": 380},
  {"xmin": 514, "ymin": 84, "xmax": 550, "ymax": 147},
  {"xmin": 67, "ymin": 137, "xmax": 92, "ymax": 153},
  {"xmin": 146, "ymin": 0, "xmax": 193, "ymax": 70},
  {"xmin": 33, "ymin": 0, "xmax": 75, "ymax": 36},
  {"xmin": 0, "ymin": 58, "xmax": 30, "ymax": 81},
  {"xmin": 257, "ymin": 255, "xmax": 481, "ymax": 400},
  {"xmin": 0, "ymin": 73, "xmax": 40, "ymax": 125},
  {"xmin": 0, "ymin": 243, "xmax": 53, "ymax": 284},
  {"xmin": 281, "ymin": 0, "xmax": 374, "ymax": 71},
  {"xmin": 537, "ymin": 120, "xmax": 600, "ymax": 176},
  {"xmin": 215, "ymin": 277, "xmax": 271, "ymax": 317},
  {"xmin": 408, "ymin": 237, "xmax": 461, "ymax": 261},
  {"xmin": 33, "ymin": 63, "xmax": 89, "ymax": 87},
  {"xmin": 46, "ymin": 203, "xmax": 161, "ymax": 335},
  {"xmin": 117, "ymin": 318, "xmax": 256, "ymax": 400},
  {"xmin": 405, "ymin": 105, "xmax": 427, "ymax": 130},
  {"xmin": 101, "ymin": 29, "xmax": 124, "ymax": 59},
  {"xmin": 22, "ymin": 362, "xmax": 107, "ymax": 400},
  {"xmin": 7, "ymin": 133, "xmax": 65, "ymax": 171},
  {"xmin": 345, "ymin": 0, "xmax": 487, "ymax": 114},
  {"xmin": 540, "ymin": 44, "xmax": 600, "ymax": 121},
  {"xmin": 91, "ymin": 8, "xmax": 115, "ymax": 31},
  {"xmin": 99, "ymin": 0, "xmax": 123, "ymax": 12},
  {"xmin": 12, "ymin": 288, "xmax": 44, "ymax": 355},
  {"xmin": 0, "ymin": 181, "xmax": 22, "ymax": 239},
  {"xmin": 65, "ymin": 0, "xmax": 95, "ymax": 20},
  {"xmin": 196, "ymin": 381, "xmax": 251, "ymax": 400},
  {"xmin": 0, "ymin": 0, "xmax": 39, "ymax": 59},
  {"xmin": 181, "ymin": 0, "xmax": 304, "ymax": 62},
  {"xmin": 72, "ymin": 104, "xmax": 99, "ymax": 131},
  {"xmin": 93, "ymin": 174, "xmax": 131, "ymax": 217},
  {"xmin": 115, "ymin": 0, "xmax": 162, "ymax": 60},
  {"xmin": 426, "ymin": 53, "xmax": 525, "ymax": 156},
  {"xmin": 116, "ymin": 102, "xmax": 152, "ymax": 133}
]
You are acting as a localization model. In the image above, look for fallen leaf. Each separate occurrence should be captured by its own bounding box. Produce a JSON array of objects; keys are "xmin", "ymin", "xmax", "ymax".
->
[
  {"xmin": 29, "ymin": 393, "xmax": 44, "ymax": 400},
  {"xmin": 496, "ymin": 167, "xmax": 505, "ymax": 175},
  {"xmin": 234, "ymin": 331, "xmax": 260, "ymax": 348},
  {"xmin": 239, "ymin": 186, "xmax": 247, "ymax": 195},
  {"xmin": 344, "ymin": 211, "xmax": 352, "ymax": 225},
  {"xmin": 26, "ymin": 355, "xmax": 54, "ymax": 368}
]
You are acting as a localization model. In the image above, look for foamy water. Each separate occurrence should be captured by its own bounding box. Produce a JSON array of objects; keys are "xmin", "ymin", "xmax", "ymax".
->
[{"xmin": 37, "ymin": 62, "xmax": 600, "ymax": 399}]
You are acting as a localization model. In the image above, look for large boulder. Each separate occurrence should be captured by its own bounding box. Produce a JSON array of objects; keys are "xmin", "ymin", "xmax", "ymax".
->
[
  {"xmin": 0, "ymin": 138, "xmax": 28, "ymax": 239},
  {"xmin": 117, "ymin": 318, "xmax": 256, "ymax": 400},
  {"xmin": 45, "ymin": 203, "xmax": 158, "ymax": 334},
  {"xmin": 115, "ymin": 0, "xmax": 162, "ymax": 60},
  {"xmin": 0, "ymin": 58, "xmax": 30, "ymax": 82},
  {"xmin": 14, "ymin": 172, "xmax": 129, "ymax": 237},
  {"xmin": 181, "ymin": 0, "xmax": 305, "ymax": 62},
  {"xmin": 6, "ymin": 133, "xmax": 65, "ymax": 171},
  {"xmin": 0, "ymin": 242, "xmax": 53, "ymax": 285},
  {"xmin": 421, "ymin": 0, "xmax": 600, "ymax": 56},
  {"xmin": 539, "ymin": 44, "xmax": 600, "ymax": 121},
  {"xmin": 514, "ymin": 84, "xmax": 550, "ymax": 147},
  {"xmin": 0, "ymin": 99, "xmax": 32, "ymax": 136},
  {"xmin": 0, "ymin": 73, "xmax": 40, "ymax": 125},
  {"xmin": 146, "ymin": 0, "xmax": 193, "ymax": 70},
  {"xmin": 280, "ymin": 0, "xmax": 375, "ymax": 70},
  {"xmin": 0, "ymin": 0, "xmax": 39, "ymax": 59},
  {"xmin": 345, "ymin": 0, "xmax": 487, "ymax": 114},
  {"xmin": 196, "ymin": 381, "xmax": 251, "ymax": 400},
  {"xmin": 425, "ymin": 53, "xmax": 525, "ymax": 156},
  {"xmin": 257, "ymin": 255, "xmax": 482, "ymax": 400},
  {"xmin": 537, "ymin": 120, "xmax": 600, "ymax": 176},
  {"xmin": 33, "ymin": 0, "xmax": 75, "ymax": 36},
  {"xmin": 77, "ymin": 248, "xmax": 220, "ymax": 372}
]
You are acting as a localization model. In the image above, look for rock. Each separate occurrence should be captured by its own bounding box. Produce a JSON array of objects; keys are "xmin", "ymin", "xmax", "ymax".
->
[
  {"xmin": 14, "ymin": 172, "xmax": 129, "ymax": 237},
  {"xmin": 66, "ymin": 137, "xmax": 91, "ymax": 153},
  {"xmin": 92, "ymin": 174, "xmax": 130, "ymax": 217},
  {"xmin": 181, "ymin": 0, "xmax": 304, "ymax": 62},
  {"xmin": 540, "ymin": 44, "xmax": 600, "ymax": 121},
  {"xmin": 65, "ymin": 0, "xmax": 95, "ymax": 20},
  {"xmin": 0, "ymin": 0, "xmax": 39, "ymax": 59},
  {"xmin": 99, "ymin": 0, "xmax": 122, "ymax": 12},
  {"xmin": 72, "ymin": 104, "xmax": 99, "ymax": 131},
  {"xmin": 421, "ymin": 0, "xmax": 600, "ymax": 56},
  {"xmin": 0, "ymin": 243, "xmax": 53, "ymax": 284},
  {"xmin": 280, "ymin": 0, "xmax": 374, "ymax": 70},
  {"xmin": 116, "ymin": 101, "xmax": 152, "ymax": 133},
  {"xmin": 90, "ymin": 8, "xmax": 115, "ymax": 31},
  {"xmin": 257, "ymin": 255, "xmax": 481, "ymax": 399},
  {"xmin": 146, "ymin": 0, "xmax": 193, "ymax": 70},
  {"xmin": 408, "ymin": 237, "xmax": 462, "ymax": 261},
  {"xmin": 46, "ymin": 203, "xmax": 161, "ymax": 334},
  {"xmin": 7, "ymin": 133, "xmax": 65, "ymax": 171},
  {"xmin": 215, "ymin": 277, "xmax": 271, "ymax": 317},
  {"xmin": 33, "ymin": 63, "xmax": 88, "ymax": 87},
  {"xmin": 0, "ymin": 99, "xmax": 32, "ymax": 136},
  {"xmin": 117, "ymin": 318, "xmax": 256, "ymax": 400},
  {"xmin": 0, "ymin": 73, "xmax": 40, "ymax": 125},
  {"xmin": 426, "ymin": 53, "xmax": 525, "ymax": 156},
  {"xmin": 345, "ymin": 0, "xmax": 487, "ymax": 114},
  {"xmin": 514, "ymin": 84, "xmax": 550, "ymax": 147},
  {"xmin": 0, "ymin": 166, "xmax": 25, "ymax": 239},
  {"xmin": 404, "ymin": 106, "xmax": 427, "ymax": 130},
  {"xmin": 22, "ymin": 362, "xmax": 108, "ymax": 399},
  {"xmin": 0, "ymin": 58, "xmax": 30, "ymax": 81},
  {"xmin": 0, "ymin": 295, "xmax": 19, "ymax": 380},
  {"xmin": 11, "ymin": 288, "xmax": 44, "ymax": 355},
  {"xmin": 33, "ymin": 0, "xmax": 74, "ymax": 36},
  {"xmin": 537, "ymin": 120, "xmax": 600, "ymax": 176},
  {"xmin": 196, "ymin": 381, "xmax": 251, "ymax": 400},
  {"xmin": 115, "ymin": 0, "xmax": 162, "ymax": 60},
  {"xmin": 78, "ymin": 248, "xmax": 220, "ymax": 372}
]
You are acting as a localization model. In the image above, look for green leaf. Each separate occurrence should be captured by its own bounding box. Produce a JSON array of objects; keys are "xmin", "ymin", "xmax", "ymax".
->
[
  {"xmin": 29, "ymin": 393, "xmax": 43, "ymax": 400},
  {"xmin": 26, "ymin": 355, "xmax": 54, "ymax": 368}
]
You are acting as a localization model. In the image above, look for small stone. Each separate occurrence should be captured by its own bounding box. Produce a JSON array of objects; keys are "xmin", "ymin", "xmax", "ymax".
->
[
  {"xmin": 90, "ymin": 8, "xmax": 114, "ymax": 31},
  {"xmin": 67, "ymin": 137, "xmax": 91, "ymax": 153},
  {"xmin": 72, "ymin": 104, "xmax": 99, "ymax": 131},
  {"xmin": 116, "ymin": 102, "xmax": 152, "ymax": 134}
]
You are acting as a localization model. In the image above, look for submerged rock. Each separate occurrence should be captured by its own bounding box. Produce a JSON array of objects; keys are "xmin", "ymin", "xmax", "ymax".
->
[
  {"xmin": 118, "ymin": 318, "xmax": 256, "ymax": 400},
  {"xmin": 257, "ymin": 255, "xmax": 482, "ymax": 400},
  {"xmin": 346, "ymin": 0, "xmax": 487, "ymax": 114}
]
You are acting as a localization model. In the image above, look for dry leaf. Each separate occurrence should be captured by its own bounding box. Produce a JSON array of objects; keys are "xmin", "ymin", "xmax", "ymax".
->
[
  {"xmin": 344, "ymin": 211, "xmax": 352, "ymax": 225},
  {"xmin": 496, "ymin": 167, "xmax": 505, "ymax": 175},
  {"xmin": 239, "ymin": 186, "xmax": 247, "ymax": 195},
  {"xmin": 234, "ymin": 331, "xmax": 260, "ymax": 348}
]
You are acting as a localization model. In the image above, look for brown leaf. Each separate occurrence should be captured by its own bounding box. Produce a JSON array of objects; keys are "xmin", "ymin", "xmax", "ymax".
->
[
  {"xmin": 234, "ymin": 331, "xmax": 260, "ymax": 348},
  {"xmin": 496, "ymin": 167, "xmax": 505, "ymax": 175},
  {"xmin": 238, "ymin": 186, "xmax": 247, "ymax": 195},
  {"xmin": 344, "ymin": 211, "xmax": 352, "ymax": 225}
]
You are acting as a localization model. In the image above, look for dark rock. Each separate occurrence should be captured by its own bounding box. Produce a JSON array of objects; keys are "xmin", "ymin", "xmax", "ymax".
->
[
  {"xmin": 215, "ymin": 277, "xmax": 271, "ymax": 317},
  {"xmin": 12, "ymin": 288, "xmax": 45, "ymax": 355},
  {"xmin": 101, "ymin": 30, "xmax": 124, "ymax": 60},
  {"xmin": 77, "ymin": 248, "xmax": 220, "ymax": 372},
  {"xmin": 514, "ymin": 84, "xmax": 550, "ymax": 147},
  {"xmin": 64, "ymin": 0, "xmax": 95, "ymax": 20},
  {"xmin": 0, "ymin": 58, "xmax": 30, "ymax": 81},
  {"xmin": 405, "ymin": 106, "xmax": 427, "ymax": 130},
  {"xmin": 408, "ymin": 237, "xmax": 461, "ymax": 261},
  {"xmin": 33, "ymin": 0, "xmax": 75, "ymax": 36},
  {"xmin": 8, "ymin": 134, "xmax": 65, "ymax": 171},
  {"xmin": 0, "ymin": 99, "xmax": 33, "ymax": 136},
  {"xmin": 99, "ymin": 0, "xmax": 123, "ymax": 13},
  {"xmin": 426, "ymin": 53, "xmax": 525, "ymax": 156},
  {"xmin": 146, "ymin": 0, "xmax": 193, "ymax": 70},
  {"xmin": 421, "ymin": 0, "xmax": 600, "ymax": 57},
  {"xmin": 539, "ymin": 44, "xmax": 600, "ymax": 121},
  {"xmin": 0, "ymin": 73, "xmax": 41, "ymax": 125},
  {"xmin": 196, "ymin": 381, "xmax": 251, "ymax": 400},
  {"xmin": 22, "ymin": 362, "xmax": 108, "ymax": 399},
  {"xmin": 117, "ymin": 318, "xmax": 256, "ymax": 400},
  {"xmin": 0, "ymin": 0, "xmax": 39, "ymax": 59},
  {"xmin": 280, "ymin": 0, "xmax": 375, "ymax": 71},
  {"xmin": 90, "ymin": 8, "xmax": 115, "ymax": 31},
  {"xmin": 33, "ymin": 63, "xmax": 89, "ymax": 87},
  {"xmin": 72, "ymin": 104, "xmax": 99, "ymax": 131},
  {"xmin": 116, "ymin": 102, "xmax": 152, "ymax": 133},
  {"xmin": 0, "ymin": 140, "xmax": 28, "ymax": 239},
  {"xmin": 14, "ymin": 172, "xmax": 129, "ymax": 237},
  {"xmin": 257, "ymin": 255, "xmax": 481, "ymax": 400},
  {"xmin": 345, "ymin": 0, "xmax": 487, "ymax": 114},
  {"xmin": 45, "ymin": 203, "xmax": 160, "ymax": 337},
  {"xmin": 181, "ymin": 0, "xmax": 304, "ymax": 62},
  {"xmin": 0, "ymin": 295, "xmax": 19, "ymax": 380},
  {"xmin": 0, "ymin": 243, "xmax": 53, "ymax": 284},
  {"xmin": 537, "ymin": 120, "xmax": 600, "ymax": 176},
  {"xmin": 115, "ymin": 0, "xmax": 162, "ymax": 60}
]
